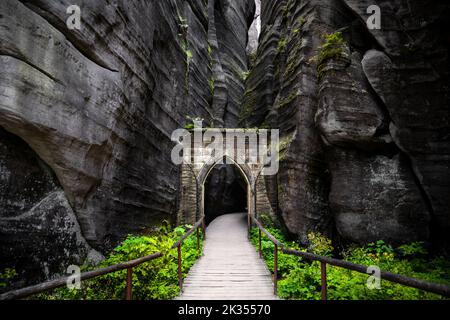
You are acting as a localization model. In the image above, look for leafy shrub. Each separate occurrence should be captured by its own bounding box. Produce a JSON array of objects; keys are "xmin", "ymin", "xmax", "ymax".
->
[
  {"xmin": 208, "ymin": 78, "xmax": 215, "ymax": 95},
  {"xmin": 249, "ymin": 227, "xmax": 303, "ymax": 276},
  {"xmin": 0, "ymin": 268, "xmax": 17, "ymax": 289},
  {"xmin": 317, "ymin": 31, "xmax": 346, "ymax": 65},
  {"xmin": 306, "ymin": 232, "xmax": 333, "ymax": 256},
  {"xmin": 33, "ymin": 223, "xmax": 203, "ymax": 300},
  {"xmin": 250, "ymin": 227, "xmax": 450, "ymax": 300},
  {"xmin": 397, "ymin": 242, "xmax": 428, "ymax": 257},
  {"xmin": 277, "ymin": 38, "xmax": 287, "ymax": 52}
]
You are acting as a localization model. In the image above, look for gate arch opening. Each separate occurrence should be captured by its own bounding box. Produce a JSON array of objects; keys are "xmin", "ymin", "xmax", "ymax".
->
[
  {"xmin": 199, "ymin": 156, "xmax": 253, "ymax": 225},
  {"xmin": 176, "ymin": 129, "xmax": 277, "ymax": 226},
  {"xmin": 203, "ymin": 163, "xmax": 248, "ymax": 224}
]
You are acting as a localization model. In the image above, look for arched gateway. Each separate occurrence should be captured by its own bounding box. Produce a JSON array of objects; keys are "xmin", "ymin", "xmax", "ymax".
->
[{"xmin": 175, "ymin": 127, "xmax": 279, "ymax": 225}]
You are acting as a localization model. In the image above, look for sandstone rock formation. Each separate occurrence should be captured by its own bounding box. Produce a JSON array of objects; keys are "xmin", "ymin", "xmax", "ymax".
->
[
  {"xmin": 1, "ymin": 0, "xmax": 448, "ymax": 289},
  {"xmin": 0, "ymin": 0, "xmax": 255, "ymax": 287},
  {"xmin": 240, "ymin": 0, "xmax": 449, "ymax": 248},
  {"xmin": 0, "ymin": 127, "xmax": 100, "ymax": 287}
]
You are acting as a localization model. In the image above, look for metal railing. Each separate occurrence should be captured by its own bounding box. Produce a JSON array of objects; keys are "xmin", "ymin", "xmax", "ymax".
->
[
  {"xmin": 0, "ymin": 217, "xmax": 206, "ymax": 301},
  {"xmin": 249, "ymin": 214, "xmax": 450, "ymax": 299}
]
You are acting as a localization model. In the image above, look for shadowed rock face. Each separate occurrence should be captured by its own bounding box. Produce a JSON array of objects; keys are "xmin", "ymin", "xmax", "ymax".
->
[
  {"xmin": 0, "ymin": 127, "xmax": 99, "ymax": 289},
  {"xmin": 240, "ymin": 0, "xmax": 449, "ymax": 248},
  {"xmin": 0, "ymin": 0, "xmax": 255, "ymax": 285}
]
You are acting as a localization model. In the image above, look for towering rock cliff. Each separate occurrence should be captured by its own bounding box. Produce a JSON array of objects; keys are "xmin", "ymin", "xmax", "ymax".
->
[
  {"xmin": 240, "ymin": 0, "xmax": 449, "ymax": 249},
  {"xmin": 1, "ymin": 0, "xmax": 448, "ymax": 289},
  {"xmin": 0, "ymin": 0, "xmax": 254, "ymax": 287}
]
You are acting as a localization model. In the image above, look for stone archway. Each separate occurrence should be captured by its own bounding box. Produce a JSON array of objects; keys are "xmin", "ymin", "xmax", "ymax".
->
[{"xmin": 176, "ymin": 128, "xmax": 276, "ymax": 225}]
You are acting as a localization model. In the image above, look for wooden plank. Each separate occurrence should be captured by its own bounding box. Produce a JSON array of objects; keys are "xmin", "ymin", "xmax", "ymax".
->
[{"xmin": 178, "ymin": 213, "xmax": 278, "ymax": 300}]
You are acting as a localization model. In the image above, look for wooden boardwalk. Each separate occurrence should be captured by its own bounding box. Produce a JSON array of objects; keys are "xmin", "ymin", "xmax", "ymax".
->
[{"xmin": 178, "ymin": 213, "xmax": 277, "ymax": 300}]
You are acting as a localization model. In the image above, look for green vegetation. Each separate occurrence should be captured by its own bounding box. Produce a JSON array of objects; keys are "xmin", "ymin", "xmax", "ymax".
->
[
  {"xmin": 240, "ymin": 71, "xmax": 250, "ymax": 82},
  {"xmin": 184, "ymin": 116, "xmax": 204, "ymax": 130},
  {"xmin": 207, "ymin": 44, "xmax": 213, "ymax": 58},
  {"xmin": 208, "ymin": 77, "xmax": 215, "ymax": 95},
  {"xmin": 293, "ymin": 17, "xmax": 306, "ymax": 36},
  {"xmin": 317, "ymin": 31, "xmax": 346, "ymax": 66},
  {"xmin": 275, "ymin": 91, "xmax": 299, "ymax": 110},
  {"xmin": 0, "ymin": 268, "xmax": 17, "ymax": 289},
  {"xmin": 277, "ymin": 133, "xmax": 294, "ymax": 161},
  {"xmin": 250, "ymin": 222, "xmax": 450, "ymax": 300},
  {"xmin": 177, "ymin": 14, "xmax": 189, "ymax": 32},
  {"xmin": 283, "ymin": 37, "xmax": 302, "ymax": 77},
  {"xmin": 239, "ymin": 87, "xmax": 258, "ymax": 122},
  {"xmin": 277, "ymin": 38, "xmax": 287, "ymax": 52},
  {"xmin": 31, "ymin": 223, "xmax": 203, "ymax": 300},
  {"xmin": 230, "ymin": 63, "xmax": 251, "ymax": 83},
  {"xmin": 207, "ymin": 43, "xmax": 214, "ymax": 73},
  {"xmin": 249, "ymin": 51, "xmax": 258, "ymax": 67},
  {"xmin": 185, "ymin": 49, "xmax": 193, "ymax": 61},
  {"xmin": 282, "ymin": 16, "xmax": 308, "ymax": 78},
  {"xmin": 281, "ymin": 0, "xmax": 295, "ymax": 24},
  {"xmin": 299, "ymin": 17, "xmax": 306, "ymax": 27}
]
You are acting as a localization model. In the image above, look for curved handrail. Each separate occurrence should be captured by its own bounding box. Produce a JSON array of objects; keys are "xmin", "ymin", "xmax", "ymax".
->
[
  {"xmin": 0, "ymin": 217, "xmax": 206, "ymax": 301},
  {"xmin": 171, "ymin": 217, "xmax": 205, "ymax": 249},
  {"xmin": 252, "ymin": 215, "xmax": 284, "ymax": 247},
  {"xmin": 172, "ymin": 217, "xmax": 206, "ymax": 290},
  {"xmin": 0, "ymin": 252, "xmax": 163, "ymax": 301},
  {"xmin": 249, "ymin": 214, "xmax": 450, "ymax": 299}
]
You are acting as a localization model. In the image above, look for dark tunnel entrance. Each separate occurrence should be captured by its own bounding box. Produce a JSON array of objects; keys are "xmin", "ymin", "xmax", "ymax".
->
[{"xmin": 204, "ymin": 164, "xmax": 248, "ymax": 225}]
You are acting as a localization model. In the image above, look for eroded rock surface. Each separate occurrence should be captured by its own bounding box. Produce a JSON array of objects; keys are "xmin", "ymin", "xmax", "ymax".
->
[
  {"xmin": 0, "ymin": 127, "xmax": 99, "ymax": 288},
  {"xmin": 1, "ymin": 0, "xmax": 448, "ymax": 290},
  {"xmin": 0, "ymin": 0, "xmax": 255, "ymax": 286},
  {"xmin": 240, "ymin": 0, "xmax": 449, "ymax": 248}
]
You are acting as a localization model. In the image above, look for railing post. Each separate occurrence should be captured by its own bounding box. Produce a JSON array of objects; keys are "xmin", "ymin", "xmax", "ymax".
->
[
  {"xmin": 125, "ymin": 267, "xmax": 133, "ymax": 300},
  {"xmin": 258, "ymin": 229, "xmax": 262, "ymax": 258},
  {"xmin": 196, "ymin": 228, "xmax": 200, "ymax": 253},
  {"xmin": 178, "ymin": 243, "xmax": 183, "ymax": 290},
  {"xmin": 321, "ymin": 262, "xmax": 327, "ymax": 300},
  {"xmin": 274, "ymin": 244, "xmax": 278, "ymax": 295},
  {"xmin": 202, "ymin": 218, "xmax": 206, "ymax": 240}
]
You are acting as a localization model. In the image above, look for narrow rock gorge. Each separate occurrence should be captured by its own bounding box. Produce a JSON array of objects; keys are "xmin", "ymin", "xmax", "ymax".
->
[
  {"xmin": 0, "ymin": 0, "xmax": 255, "ymax": 287},
  {"xmin": 0, "ymin": 0, "xmax": 448, "ymax": 288}
]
